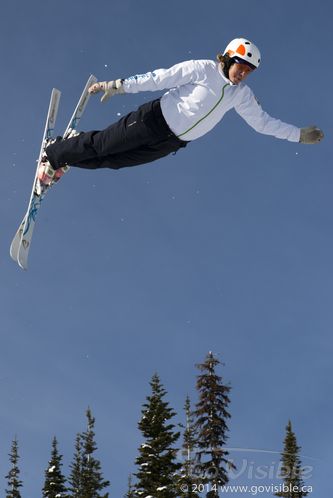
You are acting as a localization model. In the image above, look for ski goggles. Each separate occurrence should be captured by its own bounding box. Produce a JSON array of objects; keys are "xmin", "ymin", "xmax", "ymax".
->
[{"xmin": 232, "ymin": 56, "xmax": 257, "ymax": 71}]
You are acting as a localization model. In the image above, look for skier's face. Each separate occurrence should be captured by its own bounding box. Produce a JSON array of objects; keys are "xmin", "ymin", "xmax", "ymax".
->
[{"xmin": 228, "ymin": 62, "xmax": 254, "ymax": 84}]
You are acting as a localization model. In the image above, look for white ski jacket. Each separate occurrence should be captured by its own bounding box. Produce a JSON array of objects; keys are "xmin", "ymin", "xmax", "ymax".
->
[{"xmin": 123, "ymin": 59, "xmax": 300, "ymax": 142}]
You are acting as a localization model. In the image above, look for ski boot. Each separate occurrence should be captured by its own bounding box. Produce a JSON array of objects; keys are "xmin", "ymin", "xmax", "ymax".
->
[
  {"xmin": 36, "ymin": 157, "xmax": 69, "ymax": 196},
  {"xmin": 38, "ymin": 159, "xmax": 69, "ymax": 184},
  {"xmin": 36, "ymin": 133, "xmax": 75, "ymax": 192},
  {"xmin": 37, "ymin": 159, "xmax": 55, "ymax": 186}
]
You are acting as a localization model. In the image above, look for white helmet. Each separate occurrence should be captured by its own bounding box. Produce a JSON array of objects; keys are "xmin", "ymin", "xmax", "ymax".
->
[{"xmin": 223, "ymin": 38, "xmax": 261, "ymax": 69}]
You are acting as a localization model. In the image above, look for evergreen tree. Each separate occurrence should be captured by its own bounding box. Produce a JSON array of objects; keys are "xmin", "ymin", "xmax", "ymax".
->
[
  {"xmin": 124, "ymin": 475, "xmax": 136, "ymax": 498},
  {"xmin": 42, "ymin": 437, "xmax": 67, "ymax": 498},
  {"xmin": 5, "ymin": 437, "xmax": 23, "ymax": 498},
  {"xmin": 68, "ymin": 409, "xmax": 110, "ymax": 498},
  {"xmin": 68, "ymin": 434, "xmax": 83, "ymax": 498},
  {"xmin": 134, "ymin": 373, "xmax": 180, "ymax": 498},
  {"xmin": 177, "ymin": 396, "xmax": 200, "ymax": 498},
  {"xmin": 193, "ymin": 352, "xmax": 234, "ymax": 498},
  {"xmin": 275, "ymin": 421, "xmax": 308, "ymax": 498}
]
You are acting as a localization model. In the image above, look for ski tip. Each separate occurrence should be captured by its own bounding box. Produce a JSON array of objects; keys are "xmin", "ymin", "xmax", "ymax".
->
[{"xmin": 17, "ymin": 259, "xmax": 28, "ymax": 271}]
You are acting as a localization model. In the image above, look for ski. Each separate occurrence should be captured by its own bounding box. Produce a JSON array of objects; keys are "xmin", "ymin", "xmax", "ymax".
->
[
  {"xmin": 10, "ymin": 87, "xmax": 61, "ymax": 267},
  {"xmin": 10, "ymin": 74, "xmax": 97, "ymax": 270}
]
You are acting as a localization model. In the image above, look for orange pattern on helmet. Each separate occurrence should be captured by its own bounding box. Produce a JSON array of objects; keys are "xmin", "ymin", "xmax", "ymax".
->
[
  {"xmin": 236, "ymin": 44, "xmax": 246, "ymax": 56},
  {"xmin": 227, "ymin": 44, "xmax": 246, "ymax": 58}
]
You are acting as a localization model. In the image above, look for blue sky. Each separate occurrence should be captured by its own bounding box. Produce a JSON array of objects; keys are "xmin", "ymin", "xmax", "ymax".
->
[{"xmin": 0, "ymin": 0, "xmax": 332, "ymax": 496}]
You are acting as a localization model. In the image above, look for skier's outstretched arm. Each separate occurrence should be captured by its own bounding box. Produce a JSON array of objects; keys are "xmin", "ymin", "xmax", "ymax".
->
[
  {"xmin": 235, "ymin": 86, "xmax": 324, "ymax": 144},
  {"xmin": 88, "ymin": 60, "xmax": 200, "ymax": 103}
]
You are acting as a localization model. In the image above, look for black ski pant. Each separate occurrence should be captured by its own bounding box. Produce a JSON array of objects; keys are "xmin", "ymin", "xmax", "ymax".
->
[{"xmin": 46, "ymin": 99, "xmax": 188, "ymax": 171}]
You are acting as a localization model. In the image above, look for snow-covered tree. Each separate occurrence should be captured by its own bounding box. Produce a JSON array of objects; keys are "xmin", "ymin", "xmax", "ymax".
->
[
  {"xmin": 5, "ymin": 437, "xmax": 23, "ymax": 498},
  {"xmin": 134, "ymin": 373, "xmax": 180, "ymax": 498},
  {"xmin": 42, "ymin": 437, "xmax": 67, "ymax": 498},
  {"xmin": 177, "ymin": 396, "xmax": 200, "ymax": 498},
  {"xmin": 193, "ymin": 352, "xmax": 234, "ymax": 498},
  {"xmin": 275, "ymin": 421, "xmax": 309, "ymax": 497},
  {"xmin": 68, "ymin": 408, "xmax": 110, "ymax": 498}
]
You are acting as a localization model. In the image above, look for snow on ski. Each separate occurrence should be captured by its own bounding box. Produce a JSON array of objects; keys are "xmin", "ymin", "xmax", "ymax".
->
[{"xmin": 10, "ymin": 74, "xmax": 97, "ymax": 270}]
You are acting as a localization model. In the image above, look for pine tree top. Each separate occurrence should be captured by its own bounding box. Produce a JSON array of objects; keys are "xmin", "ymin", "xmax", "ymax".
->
[
  {"xmin": 275, "ymin": 420, "xmax": 308, "ymax": 497},
  {"xmin": 193, "ymin": 351, "xmax": 233, "ymax": 488},
  {"xmin": 68, "ymin": 408, "xmax": 110, "ymax": 498},
  {"xmin": 6, "ymin": 437, "xmax": 23, "ymax": 498},
  {"xmin": 42, "ymin": 436, "xmax": 67, "ymax": 498},
  {"xmin": 135, "ymin": 373, "xmax": 180, "ymax": 498}
]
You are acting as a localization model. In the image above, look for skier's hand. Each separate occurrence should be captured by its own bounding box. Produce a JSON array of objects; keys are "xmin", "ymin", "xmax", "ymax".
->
[
  {"xmin": 300, "ymin": 126, "xmax": 324, "ymax": 144},
  {"xmin": 88, "ymin": 79, "xmax": 125, "ymax": 103}
]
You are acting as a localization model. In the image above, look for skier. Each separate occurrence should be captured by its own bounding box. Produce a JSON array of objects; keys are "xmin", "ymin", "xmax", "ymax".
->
[{"xmin": 38, "ymin": 37, "xmax": 324, "ymax": 184}]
